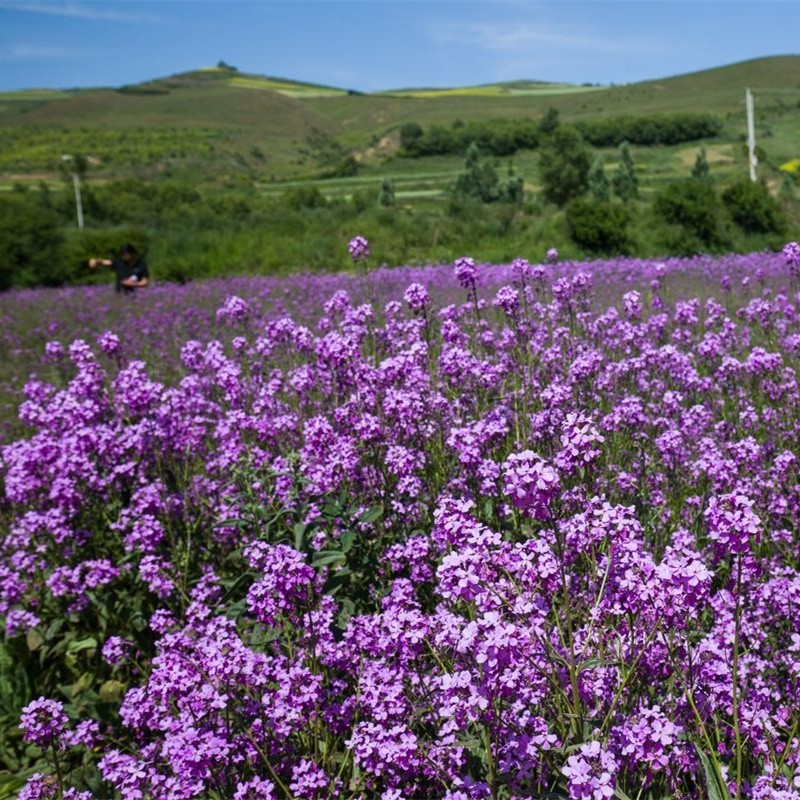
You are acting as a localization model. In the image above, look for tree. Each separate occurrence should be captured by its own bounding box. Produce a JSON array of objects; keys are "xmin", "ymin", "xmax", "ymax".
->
[
  {"xmin": 722, "ymin": 179, "xmax": 785, "ymax": 234},
  {"xmin": 588, "ymin": 156, "xmax": 610, "ymax": 200},
  {"xmin": 538, "ymin": 107, "xmax": 560, "ymax": 136},
  {"xmin": 654, "ymin": 179, "xmax": 730, "ymax": 253},
  {"xmin": 691, "ymin": 147, "xmax": 712, "ymax": 182},
  {"xmin": 0, "ymin": 194, "xmax": 65, "ymax": 289},
  {"xmin": 399, "ymin": 123, "xmax": 424, "ymax": 154},
  {"xmin": 612, "ymin": 141, "xmax": 638, "ymax": 201},
  {"xmin": 537, "ymin": 124, "xmax": 592, "ymax": 207},
  {"xmin": 451, "ymin": 143, "xmax": 525, "ymax": 207},
  {"xmin": 452, "ymin": 143, "xmax": 501, "ymax": 204},
  {"xmin": 379, "ymin": 179, "xmax": 396, "ymax": 207},
  {"xmin": 566, "ymin": 197, "xmax": 632, "ymax": 254}
]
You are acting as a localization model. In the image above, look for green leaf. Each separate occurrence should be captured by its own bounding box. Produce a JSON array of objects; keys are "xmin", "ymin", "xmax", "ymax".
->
[
  {"xmin": 99, "ymin": 679, "xmax": 127, "ymax": 702},
  {"xmin": 324, "ymin": 570, "xmax": 352, "ymax": 596},
  {"xmin": 322, "ymin": 501, "xmax": 343, "ymax": 519},
  {"xmin": 294, "ymin": 522, "xmax": 308, "ymax": 551},
  {"xmin": 695, "ymin": 744, "xmax": 731, "ymax": 800},
  {"xmin": 312, "ymin": 550, "xmax": 347, "ymax": 568},
  {"xmin": 360, "ymin": 505, "xmax": 384, "ymax": 524},
  {"xmin": 25, "ymin": 629, "xmax": 43, "ymax": 652},
  {"xmin": 579, "ymin": 657, "xmax": 614, "ymax": 671},
  {"xmin": 339, "ymin": 530, "xmax": 356, "ymax": 553},
  {"xmin": 215, "ymin": 518, "xmax": 249, "ymax": 529},
  {"xmin": 66, "ymin": 636, "xmax": 98, "ymax": 655}
]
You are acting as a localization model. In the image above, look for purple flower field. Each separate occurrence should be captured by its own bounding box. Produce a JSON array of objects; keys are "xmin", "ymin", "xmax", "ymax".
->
[{"xmin": 2, "ymin": 244, "xmax": 800, "ymax": 800}]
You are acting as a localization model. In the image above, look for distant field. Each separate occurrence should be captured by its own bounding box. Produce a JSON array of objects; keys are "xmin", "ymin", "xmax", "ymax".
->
[
  {"xmin": 226, "ymin": 75, "xmax": 348, "ymax": 97},
  {"xmin": 381, "ymin": 83, "xmax": 606, "ymax": 99}
]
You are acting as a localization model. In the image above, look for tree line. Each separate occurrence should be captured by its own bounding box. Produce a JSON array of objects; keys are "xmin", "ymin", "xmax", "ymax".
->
[{"xmin": 400, "ymin": 110, "xmax": 723, "ymax": 158}]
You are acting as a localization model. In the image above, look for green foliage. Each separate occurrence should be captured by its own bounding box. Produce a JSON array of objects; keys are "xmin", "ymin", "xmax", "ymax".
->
[
  {"xmin": 576, "ymin": 112, "xmax": 723, "ymax": 146},
  {"xmin": 379, "ymin": 178, "xmax": 396, "ymax": 207},
  {"xmin": 565, "ymin": 196, "xmax": 632, "ymax": 254},
  {"xmin": 399, "ymin": 122, "xmax": 424, "ymax": 154},
  {"xmin": 395, "ymin": 111, "xmax": 722, "ymax": 161},
  {"xmin": 452, "ymin": 143, "xmax": 502, "ymax": 204},
  {"xmin": 398, "ymin": 118, "xmax": 541, "ymax": 158},
  {"xmin": 282, "ymin": 185, "xmax": 327, "ymax": 210},
  {"xmin": 0, "ymin": 126, "xmax": 222, "ymax": 175},
  {"xmin": 0, "ymin": 194, "xmax": 66, "ymax": 289},
  {"xmin": 722, "ymin": 179, "xmax": 786, "ymax": 234},
  {"xmin": 538, "ymin": 107, "xmax": 560, "ymax": 136},
  {"xmin": 299, "ymin": 128, "xmax": 359, "ymax": 178},
  {"xmin": 451, "ymin": 143, "xmax": 526, "ymax": 207},
  {"xmin": 587, "ymin": 156, "xmax": 610, "ymax": 200},
  {"xmin": 62, "ymin": 226, "xmax": 152, "ymax": 282},
  {"xmin": 538, "ymin": 124, "xmax": 592, "ymax": 207},
  {"xmin": 612, "ymin": 142, "xmax": 639, "ymax": 201},
  {"xmin": 350, "ymin": 189, "xmax": 372, "ymax": 213},
  {"xmin": 653, "ymin": 179, "xmax": 731, "ymax": 253},
  {"xmin": 691, "ymin": 147, "xmax": 713, "ymax": 182}
]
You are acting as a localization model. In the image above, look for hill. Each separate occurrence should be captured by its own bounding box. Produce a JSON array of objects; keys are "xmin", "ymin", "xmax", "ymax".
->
[{"xmin": 1, "ymin": 55, "xmax": 798, "ymax": 185}]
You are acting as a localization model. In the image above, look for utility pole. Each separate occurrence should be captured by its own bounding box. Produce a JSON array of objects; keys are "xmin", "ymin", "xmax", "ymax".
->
[
  {"xmin": 746, "ymin": 88, "xmax": 757, "ymax": 182},
  {"xmin": 61, "ymin": 154, "xmax": 84, "ymax": 229}
]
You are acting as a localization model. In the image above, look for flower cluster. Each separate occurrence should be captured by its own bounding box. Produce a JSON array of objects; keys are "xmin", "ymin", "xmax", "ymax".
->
[{"xmin": 348, "ymin": 235, "xmax": 370, "ymax": 262}]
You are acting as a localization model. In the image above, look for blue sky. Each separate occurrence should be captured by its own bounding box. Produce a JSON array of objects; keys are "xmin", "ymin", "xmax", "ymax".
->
[{"xmin": 0, "ymin": 1, "xmax": 798, "ymax": 93}]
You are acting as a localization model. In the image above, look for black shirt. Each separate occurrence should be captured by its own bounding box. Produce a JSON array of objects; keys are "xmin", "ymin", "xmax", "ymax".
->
[{"xmin": 113, "ymin": 257, "xmax": 149, "ymax": 294}]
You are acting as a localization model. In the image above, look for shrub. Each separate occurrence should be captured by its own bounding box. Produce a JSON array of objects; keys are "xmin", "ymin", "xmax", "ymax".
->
[
  {"xmin": 691, "ymin": 147, "xmax": 713, "ymax": 182},
  {"xmin": 588, "ymin": 156, "xmax": 610, "ymax": 200},
  {"xmin": 653, "ymin": 179, "xmax": 730, "ymax": 253},
  {"xmin": 538, "ymin": 125, "xmax": 592, "ymax": 207},
  {"xmin": 379, "ymin": 179, "xmax": 396, "ymax": 207},
  {"xmin": 399, "ymin": 122, "xmax": 424, "ymax": 154},
  {"xmin": 0, "ymin": 194, "xmax": 66, "ymax": 289},
  {"xmin": 565, "ymin": 196, "xmax": 632, "ymax": 254},
  {"xmin": 282, "ymin": 185, "xmax": 327, "ymax": 210},
  {"xmin": 452, "ymin": 143, "xmax": 501, "ymax": 204},
  {"xmin": 611, "ymin": 142, "xmax": 638, "ymax": 202},
  {"xmin": 722, "ymin": 179, "xmax": 786, "ymax": 234}
]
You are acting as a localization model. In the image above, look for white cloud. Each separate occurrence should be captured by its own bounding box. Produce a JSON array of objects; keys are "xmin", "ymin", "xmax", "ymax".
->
[
  {"xmin": 0, "ymin": 1, "xmax": 166, "ymax": 23},
  {"xmin": 0, "ymin": 43, "xmax": 85, "ymax": 60},
  {"xmin": 432, "ymin": 20, "xmax": 659, "ymax": 56}
]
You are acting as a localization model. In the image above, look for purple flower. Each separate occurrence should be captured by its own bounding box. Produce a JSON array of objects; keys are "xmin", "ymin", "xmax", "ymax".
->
[
  {"xmin": 705, "ymin": 492, "xmax": 761, "ymax": 554},
  {"xmin": 403, "ymin": 282, "xmax": 430, "ymax": 312},
  {"xmin": 784, "ymin": 240, "xmax": 800, "ymax": 278},
  {"xmin": 561, "ymin": 741, "xmax": 617, "ymax": 800},
  {"xmin": 102, "ymin": 635, "xmax": 134, "ymax": 666},
  {"xmin": 546, "ymin": 247, "xmax": 559, "ymax": 262},
  {"xmin": 454, "ymin": 256, "xmax": 477, "ymax": 289},
  {"xmin": 348, "ymin": 235, "xmax": 370, "ymax": 262},
  {"xmin": 20, "ymin": 697, "xmax": 68, "ymax": 748},
  {"xmin": 503, "ymin": 450, "xmax": 559, "ymax": 519},
  {"xmin": 234, "ymin": 777, "xmax": 276, "ymax": 800},
  {"xmin": 17, "ymin": 773, "xmax": 57, "ymax": 800},
  {"xmin": 5, "ymin": 609, "xmax": 40, "ymax": 636},
  {"xmin": 493, "ymin": 285, "xmax": 520, "ymax": 315},
  {"xmin": 216, "ymin": 294, "xmax": 251, "ymax": 325},
  {"xmin": 97, "ymin": 330, "xmax": 121, "ymax": 356},
  {"xmin": 43, "ymin": 341, "xmax": 65, "ymax": 363}
]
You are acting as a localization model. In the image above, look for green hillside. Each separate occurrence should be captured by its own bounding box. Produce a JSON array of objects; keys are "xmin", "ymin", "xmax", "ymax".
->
[{"xmin": 1, "ymin": 55, "xmax": 798, "ymax": 185}]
